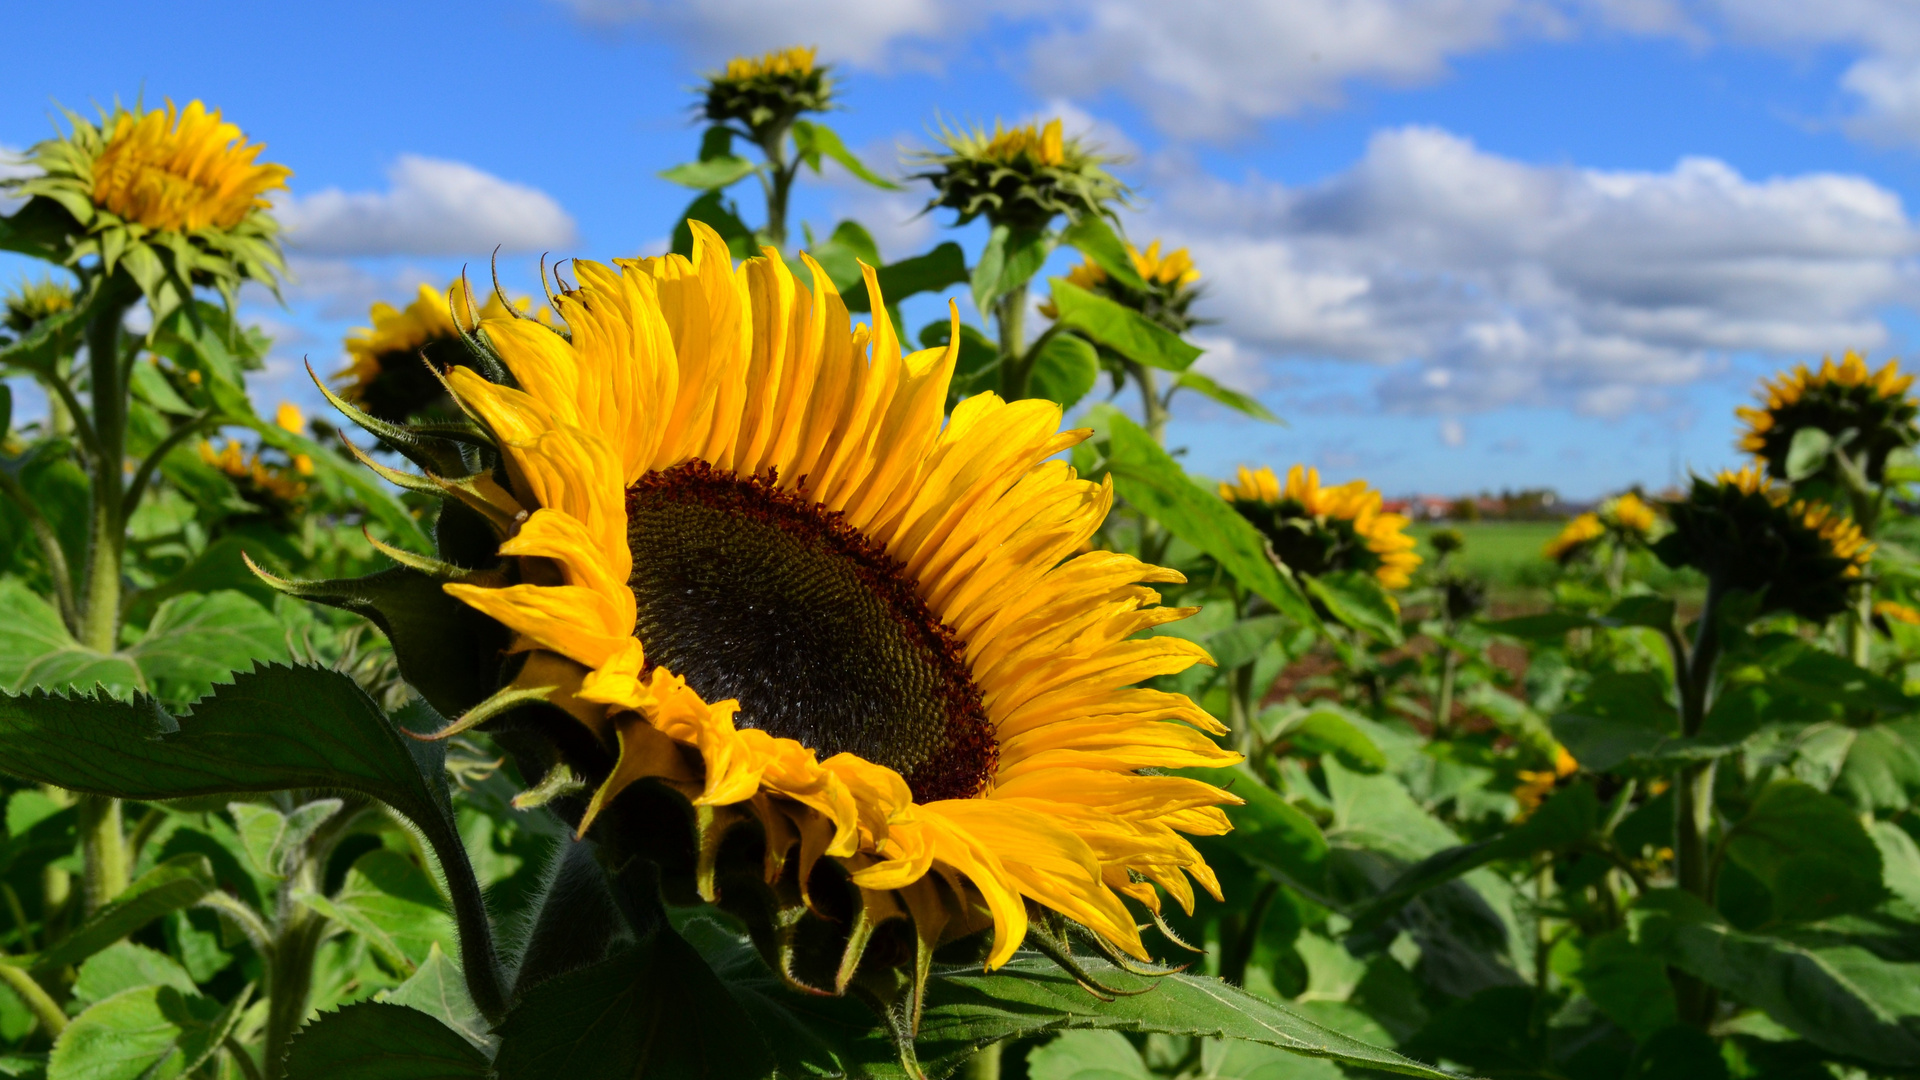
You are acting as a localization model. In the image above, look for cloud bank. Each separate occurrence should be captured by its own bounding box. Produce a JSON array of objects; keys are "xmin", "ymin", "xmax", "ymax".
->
[{"xmin": 279, "ymin": 155, "xmax": 576, "ymax": 258}]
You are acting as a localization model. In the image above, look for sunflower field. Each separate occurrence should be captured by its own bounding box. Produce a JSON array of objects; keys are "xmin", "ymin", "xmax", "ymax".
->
[{"xmin": 0, "ymin": 47, "xmax": 1918, "ymax": 1080}]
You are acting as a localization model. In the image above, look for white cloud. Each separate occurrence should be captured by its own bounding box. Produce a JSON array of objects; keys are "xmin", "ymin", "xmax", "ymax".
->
[
  {"xmin": 555, "ymin": 0, "xmax": 967, "ymax": 68},
  {"xmin": 0, "ymin": 144, "xmax": 34, "ymax": 213},
  {"xmin": 1439, "ymin": 419, "xmax": 1467, "ymax": 446},
  {"xmin": 1135, "ymin": 126, "xmax": 1920, "ymax": 414},
  {"xmin": 1691, "ymin": 1, "xmax": 1920, "ymax": 146},
  {"xmin": 279, "ymin": 156, "xmax": 576, "ymax": 258}
]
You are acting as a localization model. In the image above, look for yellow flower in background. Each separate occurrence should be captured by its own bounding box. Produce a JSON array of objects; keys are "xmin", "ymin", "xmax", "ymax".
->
[
  {"xmin": 366, "ymin": 224, "xmax": 1237, "ymax": 981},
  {"xmin": 1514, "ymin": 746, "xmax": 1578, "ymax": 816},
  {"xmin": 1131, "ymin": 241, "xmax": 1201, "ymax": 290},
  {"xmin": 3, "ymin": 99, "xmax": 288, "ymax": 317},
  {"xmin": 1603, "ymin": 491, "xmax": 1657, "ymax": 535},
  {"xmin": 90, "ymin": 101, "xmax": 289, "ymax": 233},
  {"xmin": 1543, "ymin": 513, "xmax": 1606, "ymax": 564},
  {"xmin": 274, "ymin": 401, "xmax": 305, "ymax": 434},
  {"xmin": 1874, "ymin": 600, "xmax": 1920, "ymax": 626},
  {"xmin": 338, "ymin": 282, "xmax": 544, "ymax": 423},
  {"xmin": 1737, "ymin": 352, "xmax": 1918, "ymax": 485},
  {"xmin": 912, "ymin": 118, "xmax": 1126, "ymax": 232},
  {"xmin": 1042, "ymin": 239, "xmax": 1203, "ymax": 332},
  {"xmin": 724, "ymin": 45, "xmax": 818, "ymax": 81},
  {"xmin": 1, "ymin": 276, "xmax": 76, "ymax": 338},
  {"xmin": 1221, "ymin": 464, "xmax": 1422, "ymax": 588},
  {"xmin": 199, "ymin": 438, "xmax": 307, "ymax": 507}
]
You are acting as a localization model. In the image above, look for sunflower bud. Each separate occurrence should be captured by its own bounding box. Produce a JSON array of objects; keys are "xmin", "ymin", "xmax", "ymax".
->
[
  {"xmin": 1221, "ymin": 465, "xmax": 1421, "ymax": 588},
  {"xmin": 4, "ymin": 100, "xmax": 288, "ymax": 317},
  {"xmin": 1, "ymin": 276, "xmax": 76, "ymax": 340},
  {"xmin": 911, "ymin": 118, "xmax": 1126, "ymax": 233},
  {"xmin": 1653, "ymin": 466, "xmax": 1871, "ymax": 622},
  {"xmin": 702, "ymin": 45, "xmax": 833, "ymax": 143},
  {"xmin": 1042, "ymin": 240, "xmax": 1202, "ymax": 332},
  {"xmin": 1738, "ymin": 352, "xmax": 1918, "ymax": 487}
]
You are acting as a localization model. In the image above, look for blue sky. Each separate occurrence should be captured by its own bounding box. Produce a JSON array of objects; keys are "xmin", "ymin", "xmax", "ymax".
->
[{"xmin": 7, "ymin": 0, "xmax": 1920, "ymax": 499}]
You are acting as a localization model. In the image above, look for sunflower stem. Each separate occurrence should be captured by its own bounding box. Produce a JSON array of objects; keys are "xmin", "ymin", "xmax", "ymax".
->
[
  {"xmin": 996, "ymin": 283, "xmax": 1031, "ymax": 400},
  {"xmin": 1667, "ymin": 576, "xmax": 1723, "ymax": 1028},
  {"xmin": 1128, "ymin": 359, "xmax": 1168, "ymax": 444},
  {"xmin": 757, "ymin": 121, "xmax": 798, "ymax": 252},
  {"xmin": 960, "ymin": 1041, "xmax": 1003, "ymax": 1080}
]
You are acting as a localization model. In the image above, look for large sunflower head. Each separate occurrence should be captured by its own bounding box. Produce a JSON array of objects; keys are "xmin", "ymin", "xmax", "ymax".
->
[
  {"xmin": 703, "ymin": 45, "xmax": 833, "ymax": 140},
  {"xmin": 1220, "ymin": 465, "xmax": 1421, "ymax": 589},
  {"xmin": 911, "ymin": 118, "xmax": 1127, "ymax": 233},
  {"xmin": 2, "ymin": 276, "xmax": 77, "ymax": 339},
  {"xmin": 1737, "ymin": 352, "xmax": 1918, "ymax": 486},
  {"xmin": 284, "ymin": 223, "xmax": 1237, "ymax": 1051},
  {"xmin": 336, "ymin": 282, "xmax": 545, "ymax": 424},
  {"xmin": 1043, "ymin": 240, "xmax": 1203, "ymax": 333},
  {"xmin": 1654, "ymin": 465, "xmax": 1872, "ymax": 621},
  {"xmin": 4, "ymin": 99, "xmax": 289, "ymax": 317}
]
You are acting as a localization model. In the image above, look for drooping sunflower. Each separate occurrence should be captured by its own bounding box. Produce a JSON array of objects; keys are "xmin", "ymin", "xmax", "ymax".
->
[
  {"xmin": 703, "ymin": 45, "xmax": 833, "ymax": 139},
  {"xmin": 1738, "ymin": 352, "xmax": 1918, "ymax": 486},
  {"xmin": 3, "ymin": 100, "xmax": 288, "ymax": 316},
  {"xmin": 1654, "ymin": 466, "xmax": 1872, "ymax": 621},
  {"xmin": 911, "ymin": 119, "xmax": 1127, "ymax": 232},
  {"xmin": 1220, "ymin": 465, "xmax": 1421, "ymax": 589},
  {"xmin": 297, "ymin": 224, "xmax": 1238, "ymax": 1025},
  {"xmin": 337, "ymin": 282, "xmax": 545, "ymax": 424}
]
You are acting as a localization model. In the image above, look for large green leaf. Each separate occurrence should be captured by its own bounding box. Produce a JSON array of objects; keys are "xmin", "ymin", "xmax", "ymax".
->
[
  {"xmin": 70, "ymin": 944, "xmax": 198, "ymax": 1009},
  {"xmin": 658, "ymin": 156, "xmax": 758, "ymax": 191},
  {"xmin": 858, "ymin": 955, "xmax": 1455, "ymax": 1080},
  {"xmin": 846, "ymin": 243, "xmax": 970, "ymax": 314},
  {"xmin": 300, "ymin": 849, "xmax": 455, "ymax": 976},
  {"xmin": 34, "ymin": 856, "xmax": 215, "ymax": 973},
  {"xmin": 1048, "ymin": 279, "xmax": 1201, "ymax": 372},
  {"xmin": 1027, "ymin": 332, "xmax": 1100, "ymax": 409},
  {"xmin": 1635, "ymin": 891, "xmax": 1920, "ymax": 1067},
  {"xmin": 376, "ymin": 944, "xmax": 491, "ymax": 1052},
  {"xmin": 972, "ymin": 225, "xmax": 1053, "ymax": 315},
  {"xmin": 0, "ymin": 665, "xmax": 500, "ymax": 1020},
  {"xmin": 492, "ymin": 930, "xmax": 777, "ymax": 1080},
  {"xmin": 1304, "ymin": 571, "xmax": 1401, "ymax": 644},
  {"xmin": 791, "ymin": 120, "xmax": 901, "ymax": 190},
  {"xmin": 47, "ymin": 983, "xmax": 246, "ymax": 1080},
  {"xmin": 0, "ymin": 581, "xmax": 140, "ymax": 699},
  {"xmin": 125, "ymin": 591, "xmax": 289, "ymax": 704},
  {"xmin": 1172, "ymin": 370, "xmax": 1279, "ymax": 423},
  {"xmin": 1181, "ymin": 765, "xmax": 1329, "ymax": 893},
  {"xmin": 1095, "ymin": 408, "xmax": 1318, "ymax": 629},
  {"xmin": 1026, "ymin": 1031, "xmax": 1152, "ymax": 1080},
  {"xmin": 1836, "ymin": 721, "xmax": 1920, "ymax": 814},
  {"xmin": 1723, "ymin": 779, "xmax": 1885, "ymax": 922},
  {"xmin": 282, "ymin": 1002, "xmax": 489, "ymax": 1080},
  {"xmin": 1568, "ymin": 930, "xmax": 1678, "ymax": 1041}
]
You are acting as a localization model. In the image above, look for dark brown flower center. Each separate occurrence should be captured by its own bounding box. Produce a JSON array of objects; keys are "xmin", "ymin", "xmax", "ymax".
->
[{"xmin": 624, "ymin": 460, "xmax": 996, "ymax": 802}]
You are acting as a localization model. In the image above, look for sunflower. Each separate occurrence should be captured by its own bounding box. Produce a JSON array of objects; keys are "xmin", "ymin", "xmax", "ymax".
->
[
  {"xmin": 337, "ymin": 282, "xmax": 543, "ymax": 424},
  {"xmin": 200, "ymin": 438, "xmax": 309, "ymax": 514},
  {"xmin": 911, "ymin": 119, "xmax": 1126, "ymax": 232},
  {"xmin": 1604, "ymin": 491, "xmax": 1658, "ymax": 536},
  {"xmin": 1738, "ymin": 352, "xmax": 1918, "ymax": 486},
  {"xmin": 1874, "ymin": 600, "xmax": 1920, "ymax": 627},
  {"xmin": 4, "ymin": 100, "xmax": 288, "ymax": 317},
  {"xmin": 1542, "ymin": 514, "xmax": 1605, "ymax": 564},
  {"xmin": 1514, "ymin": 746, "xmax": 1578, "ymax": 816},
  {"xmin": 1041, "ymin": 240, "xmax": 1203, "ymax": 333},
  {"xmin": 303, "ymin": 224, "xmax": 1238, "ymax": 1021},
  {"xmin": 1654, "ymin": 466, "xmax": 1872, "ymax": 622},
  {"xmin": 1220, "ymin": 465, "xmax": 1421, "ymax": 588},
  {"xmin": 1, "ymin": 276, "xmax": 77, "ymax": 340},
  {"xmin": 704, "ymin": 45, "xmax": 833, "ymax": 139}
]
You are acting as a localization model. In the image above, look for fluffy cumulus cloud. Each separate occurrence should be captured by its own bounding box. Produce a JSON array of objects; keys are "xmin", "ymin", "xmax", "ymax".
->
[
  {"xmin": 1135, "ymin": 126, "xmax": 1920, "ymax": 414},
  {"xmin": 278, "ymin": 156, "xmax": 576, "ymax": 258}
]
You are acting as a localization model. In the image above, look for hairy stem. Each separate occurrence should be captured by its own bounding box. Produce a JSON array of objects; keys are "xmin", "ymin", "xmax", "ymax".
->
[
  {"xmin": 0, "ymin": 467, "xmax": 79, "ymax": 634},
  {"xmin": 1129, "ymin": 359, "xmax": 1168, "ymax": 443},
  {"xmin": 77, "ymin": 794, "xmax": 125, "ymax": 916},
  {"xmin": 0, "ymin": 960, "xmax": 66, "ymax": 1037}
]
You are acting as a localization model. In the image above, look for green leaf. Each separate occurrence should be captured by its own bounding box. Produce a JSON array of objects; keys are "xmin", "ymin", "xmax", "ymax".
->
[
  {"xmin": 0, "ymin": 581, "xmax": 141, "ymax": 699},
  {"xmin": 300, "ymin": 849, "xmax": 455, "ymax": 976},
  {"xmin": 0, "ymin": 666, "xmax": 500, "ymax": 1019},
  {"xmin": 47, "ymin": 984, "xmax": 245, "ymax": 1080},
  {"xmin": 1172, "ymin": 370, "xmax": 1279, "ymax": 423},
  {"xmin": 36, "ymin": 856, "xmax": 215, "ymax": 973},
  {"xmin": 282, "ymin": 1002, "xmax": 489, "ymax": 1080},
  {"xmin": 670, "ymin": 190, "xmax": 755, "ymax": 262},
  {"xmin": 492, "ymin": 930, "xmax": 776, "ymax": 1080},
  {"xmin": 1321, "ymin": 757, "xmax": 1462, "ymax": 862},
  {"xmin": 1205, "ymin": 615, "xmax": 1288, "ymax": 671},
  {"xmin": 972, "ymin": 225, "xmax": 1053, "ymax": 316},
  {"xmin": 1549, "ymin": 671, "xmax": 1681, "ymax": 772},
  {"xmin": 1724, "ymin": 779, "xmax": 1884, "ymax": 922},
  {"xmin": 1568, "ymin": 930, "xmax": 1678, "ymax": 1041},
  {"xmin": 1095, "ymin": 408, "xmax": 1318, "ymax": 629},
  {"xmin": 1285, "ymin": 709, "xmax": 1388, "ymax": 774},
  {"xmin": 1027, "ymin": 1031, "xmax": 1152, "ymax": 1080},
  {"xmin": 657, "ymin": 156, "xmax": 758, "ymax": 191},
  {"xmin": 1048, "ymin": 279, "xmax": 1202, "ymax": 372},
  {"xmin": 229, "ymin": 798, "xmax": 341, "ymax": 880},
  {"xmin": 1058, "ymin": 216, "xmax": 1147, "ymax": 294},
  {"xmin": 1635, "ymin": 892, "xmax": 1920, "ymax": 1067},
  {"xmin": 1304, "ymin": 571, "xmax": 1402, "ymax": 644},
  {"xmin": 1027, "ymin": 333, "xmax": 1100, "ymax": 409},
  {"xmin": 126, "ymin": 591, "xmax": 289, "ymax": 704},
  {"xmin": 846, "ymin": 242, "xmax": 970, "ymax": 314},
  {"xmin": 791, "ymin": 120, "xmax": 901, "ymax": 189},
  {"xmin": 1836, "ymin": 721, "xmax": 1920, "ymax": 814},
  {"xmin": 1786, "ymin": 427, "xmax": 1834, "ymax": 482},
  {"xmin": 0, "ymin": 297, "xmax": 86, "ymax": 376},
  {"xmin": 127, "ymin": 360, "xmax": 195, "ymax": 416},
  {"xmin": 869, "ymin": 955, "xmax": 1454, "ymax": 1080},
  {"xmin": 70, "ymin": 944, "xmax": 197, "ymax": 1008},
  {"xmin": 1349, "ymin": 783, "xmax": 1598, "ymax": 931},
  {"xmin": 376, "ymin": 943, "xmax": 491, "ymax": 1052},
  {"xmin": 796, "ymin": 219, "xmax": 883, "ymax": 294},
  {"xmin": 1182, "ymin": 765, "xmax": 1329, "ymax": 892},
  {"xmin": 919, "ymin": 319, "xmax": 998, "ymax": 403}
]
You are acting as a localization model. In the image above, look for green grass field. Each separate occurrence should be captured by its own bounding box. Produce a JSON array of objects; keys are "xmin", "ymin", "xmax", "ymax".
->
[{"xmin": 1409, "ymin": 520, "xmax": 1704, "ymax": 607}]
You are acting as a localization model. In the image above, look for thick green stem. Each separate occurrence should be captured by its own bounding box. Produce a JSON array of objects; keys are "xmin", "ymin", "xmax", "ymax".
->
[
  {"xmin": 1227, "ymin": 662, "xmax": 1257, "ymax": 758},
  {"xmin": 1668, "ymin": 578, "xmax": 1724, "ymax": 1028},
  {"xmin": 758, "ymin": 123, "xmax": 796, "ymax": 251},
  {"xmin": 76, "ymin": 278, "xmax": 137, "ymax": 914},
  {"xmin": 995, "ymin": 284, "xmax": 1031, "ymax": 401},
  {"xmin": 1434, "ymin": 649, "xmax": 1459, "ymax": 737},
  {"xmin": 1129, "ymin": 360, "xmax": 1168, "ymax": 443},
  {"xmin": 0, "ymin": 960, "xmax": 66, "ymax": 1037},
  {"xmin": 262, "ymin": 910, "xmax": 325, "ymax": 1080}
]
